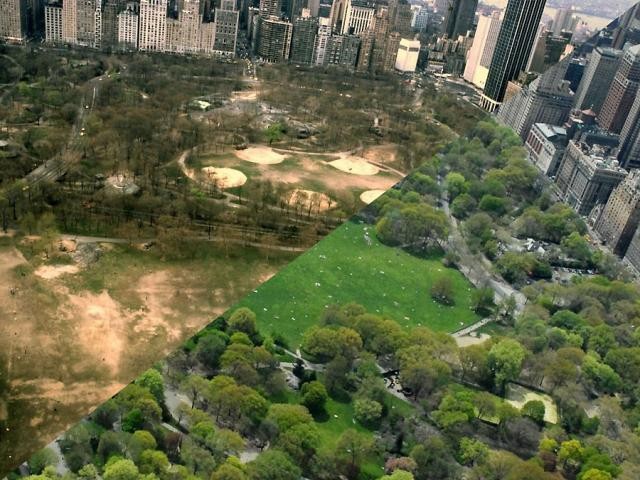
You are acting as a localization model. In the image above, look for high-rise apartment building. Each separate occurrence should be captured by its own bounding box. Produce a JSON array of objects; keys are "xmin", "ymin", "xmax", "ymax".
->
[
  {"xmin": 525, "ymin": 123, "xmax": 568, "ymax": 177},
  {"xmin": 139, "ymin": 0, "xmax": 168, "ymax": 51},
  {"xmin": 324, "ymin": 34, "xmax": 360, "ymax": 67},
  {"xmin": 117, "ymin": 2, "xmax": 139, "ymax": 50},
  {"xmin": 313, "ymin": 17, "xmax": 331, "ymax": 65},
  {"xmin": 166, "ymin": 0, "xmax": 203, "ymax": 53},
  {"xmin": 443, "ymin": 0, "xmax": 477, "ymax": 39},
  {"xmin": 463, "ymin": 11, "xmax": 501, "ymax": 89},
  {"xmin": 45, "ymin": 1, "xmax": 63, "ymax": 43},
  {"xmin": 480, "ymin": 0, "xmax": 546, "ymax": 112},
  {"xmin": 598, "ymin": 44, "xmax": 640, "ymax": 134},
  {"xmin": 0, "ymin": 0, "xmax": 29, "ymax": 41},
  {"xmin": 330, "ymin": 0, "xmax": 375, "ymax": 35},
  {"xmin": 290, "ymin": 14, "xmax": 318, "ymax": 64},
  {"xmin": 573, "ymin": 47, "xmax": 622, "ymax": 113},
  {"xmin": 411, "ymin": 6, "xmax": 428, "ymax": 32},
  {"xmin": 595, "ymin": 171, "xmax": 640, "ymax": 256},
  {"xmin": 61, "ymin": 0, "xmax": 77, "ymax": 43},
  {"xmin": 76, "ymin": 0, "xmax": 97, "ymax": 46},
  {"xmin": 395, "ymin": 38, "xmax": 420, "ymax": 72},
  {"xmin": 259, "ymin": 0, "xmax": 281, "ymax": 18},
  {"xmin": 356, "ymin": 30, "xmax": 374, "ymax": 71},
  {"xmin": 555, "ymin": 140, "xmax": 627, "ymax": 216},
  {"xmin": 214, "ymin": 2, "xmax": 239, "ymax": 54},
  {"xmin": 256, "ymin": 16, "xmax": 292, "ymax": 62},
  {"xmin": 552, "ymin": 7, "xmax": 577, "ymax": 36}
]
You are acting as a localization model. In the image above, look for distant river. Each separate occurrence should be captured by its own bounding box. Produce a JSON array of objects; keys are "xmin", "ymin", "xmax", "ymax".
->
[{"xmin": 481, "ymin": 0, "xmax": 614, "ymax": 31}]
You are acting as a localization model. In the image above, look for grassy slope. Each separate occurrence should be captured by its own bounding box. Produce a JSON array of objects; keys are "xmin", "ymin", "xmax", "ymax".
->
[{"xmin": 237, "ymin": 219, "xmax": 480, "ymax": 347}]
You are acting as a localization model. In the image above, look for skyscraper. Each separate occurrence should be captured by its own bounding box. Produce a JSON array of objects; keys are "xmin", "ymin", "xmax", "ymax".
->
[
  {"xmin": 0, "ymin": 0, "xmax": 29, "ymax": 41},
  {"xmin": 290, "ymin": 14, "xmax": 318, "ymax": 64},
  {"xmin": 573, "ymin": 47, "xmax": 622, "ymax": 113},
  {"xmin": 463, "ymin": 11, "xmax": 501, "ymax": 89},
  {"xmin": 552, "ymin": 7, "xmax": 576, "ymax": 36},
  {"xmin": 256, "ymin": 16, "xmax": 292, "ymax": 61},
  {"xmin": 443, "ymin": 0, "xmax": 478, "ymax": 39},
  {"xmin": 618, "ymin": 92, "xmax": 640, "ymax": 170},
  {"xmin": 598, "ymin": 44, "xmax": 640, "ymax": 134},
  {"xmin": 480, "ymin": 0, "xmax": 547, "ymax": 112}
]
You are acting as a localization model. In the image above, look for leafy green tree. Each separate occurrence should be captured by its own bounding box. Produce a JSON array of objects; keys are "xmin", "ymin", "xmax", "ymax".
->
[
  {"xmin": 561, "ymin": 232, "xmax": 593, "ymax": 265},
  {"xmin": 582, "ymin": 355, "xmax": 622, "ymax": 394},
  {"xmin": 103, "ymin": 459, "xmax": 139, "ymax": 480},
  {"xmin": 433, "ymin": 391, "xmax": 476, "ymax": 431},
  {"xmin": 354, "ymin": 398, "xmax": 383, "ymax": 427},
  {"xmin": 431, "ymin": 277, "xmax": 455, "ymax": 306},
  {"xmin": 458, "ymin": 437, "xmax": 489, "ymax": 466},
  {"xmin": 451, "ymin": 193, "xmax": 476, "ymax": 219},
  {"xmin": 522, "ymin": 400, "xmax": 546, "ymax": 426},
  {"xmin": 28, "ymin": 448, "xmax": 58, "ymax": 474},
  {"xmin": 411, "ymin": 437, "xmax": 457, "ymax": 480},
  {"xmin": 278, "ymin": 423, "xmax": 321, "ymax": 468},
  {"xmin": 479, "ymin": 194, "xmax": 508, "ymax": 216},
  {"xmin": 471, "ymin": 287, "xmax": 495, "ymax": 315},
  {"xmin": 228, "ymin": 308, "xmax": 259, "ymax": 340},
  {"xmin": 139, "ymin": 450, "xmax": 169, "ymax": 475},
  {"xmin": 135, "ymin": 369, "xmax": 165, "ymax": 404},
  {"xmin": 266, "ymin": 404, "xmax": 313, "ymax": 433},
  {"xmin": 379, "ymin": 471, "xmax": 414, "ymax": 480},
  {"xmin": 580, "ymin": 469, "xmax": 612, "ymax": 480},
  {"xmin": 445, "ymin": 172, "xmax": 467, "ymax": 199},
  {"xmin": 301, "ymin": 381, "xmax": 328, "ymax": 414},
  {"xmin": 248, "ymin": 450, "xmax": 301, "ymax": 480},
  {"xmin": 195, "ymin": 330, "xmax": 229, "ymax": 370},
  {"xmin": 211, "ymin": 460, "xmax": 248, "ymax": 480},
  {"xmin": 488, "ymin": 339, "xmax": 526, "ymax": 393},
  {"xmin": 334, "ymin": 429, "xmax": 374, "ymax": 480}
]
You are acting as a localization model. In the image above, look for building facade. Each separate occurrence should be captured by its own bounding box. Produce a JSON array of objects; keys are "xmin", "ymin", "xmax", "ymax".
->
[
  {"xmin": 618, "ymin": 91, "xmax": 640, "ymax": 170},
  {"xmin": 117, "ymin": 2, "xmax": 139, "ymax": 50},
  {"xmin": 480, "ymin": 0, "xmax": 546, "ymax": 111},
  {"xmin": 256, "ymin": 16, "xmax": 292, "ymax": 62},
  {"xmin": 290, "ymin": 15, "xmax": 318, "ymax": 64},
  {"xmin": 45, "ymin": 2, "xmax": 63, "ymax": 43},
  {"xmin": 0, "ymin": 0, "xmax": 29, "ymax": 41},
  {"xmin": 599, "ymin": 44, "xmax": 640, "ymax": 134},
  {"xmin": 139, "ymin": 0, "xmax": 168, "ymax": 51},
  {"xmin": 573, "ymin": 47, "xmax": 622, "ymax": 114},
  {"xmin": 395, "ymin": 38, "xmax": 419, "ymax": 72},
  {"xmin": 594, "ymin": 170, "xmax": 640, "ymax": 256},
  {"xmin": 525, "ymin": 123, "xmax": 568, "ymax": 177},
  {"xmin": 463, "ymin": 11, "xmax": 501, "ymax": 89},
  {"xmin": 555, "ymin": 140, "xmax": 627, "ymax": 216},
  {"xmin": 443, "ymin": 0, "xmax": 477, "ymax": 39}
]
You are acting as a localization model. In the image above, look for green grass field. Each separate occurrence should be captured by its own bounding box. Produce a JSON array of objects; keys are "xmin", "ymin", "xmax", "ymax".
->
[{"xmin": 236, "ymin": 219, "xmax": 480, "ymax": 347}]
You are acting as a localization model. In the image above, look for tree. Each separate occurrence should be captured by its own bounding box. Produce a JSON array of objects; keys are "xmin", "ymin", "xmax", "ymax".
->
[
  {"xmin": 301, "ymin": 381, "xmax": 328, "ymax": 414},
  {"xmin": 411, "ymin": 437, "xmax": 457, "ymax": 480},
  {"xmin": 228, "ymin": 308, "xmax": 259, "ymax": 340},
  {"xmin": 471, "ymin": 287, "xmax": 495, "ymax": 315},
  {"xmin": 458, "ymin": 438, "xmax": 489, "ymax": 466},
  {"xmin": 431, "ymin": 277, "xmax": 455, "ymax": 306},
  {"xmin": 266, "ymin": 404, "xmax": 313, "ymax": 433},
  {"xmin": 558, "ymin": 439, "xmax": 584, "ymax": 476},
  {"xmin": 211, "ymin": 460, "xmax": 248, "ymax": 480},
  {"xmin": 379, "ymin": 471, "xmax": 414, "ymax": 480},
  {"xmin": 488, "ymin": 339, "xmax": 526, "ymax": 393},
  {"xmin": 334, "ymin": 429, "xmax": 374, "ymax": 480},
  {"xmin": 28, "ymin": 448, "xmax": 58, "ymax": 474},
  {"xmin": 433, "ymin": 391, "xmax": 476, "ymax": 431},
  {"xmin": 522, "ymin": 400, "xmax": 546, "ymax": 426},
  {"xmin": 581, "ymin": 470, "xmax": 612, "ymax": 480},
  {"xmin": 445, "ymin": 172, "xmax": 467, "ymax": 199},
  {"xmin": 582, "ymin": 355, "xmax": 622, "ymax": 394},
  {"xmin": 135, "ymin": 369, "xmax": 165, "ymax": 404},
  {"xmin": 139, "ymin": 450, "xmax": 169, "ymax": 475},
  {"xmin": 103, "ymin": 459, "xmax": 139, "ymax": 480},
  {"xmin": 451, "ymin": 193, "xmax": 476, "ymax": 219},
  {"xmin": 248, "ymin": 450, "xmax": 301, "ymax": 480},
  {"xmin": 354, "ymin": 398, "xmax": 383, "ymax": 427},
  {"xmin": 195, "ymin": 330, "xmax": 229, "ymax": 370},
  {"xmin": 278, "ymin": 423, "xmax": 321, "ymax": 468}
]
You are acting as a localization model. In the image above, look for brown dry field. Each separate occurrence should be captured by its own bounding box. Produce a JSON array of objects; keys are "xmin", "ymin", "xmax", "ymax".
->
[{"xmin": 0, "ymin": 238, "xmax": 292, "ymax": 473}]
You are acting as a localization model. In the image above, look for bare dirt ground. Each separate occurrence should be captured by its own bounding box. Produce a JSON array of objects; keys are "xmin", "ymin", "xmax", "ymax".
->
[
  {"xmin": 359, "ymin": 189, "xmax": 387, "ymax": 205},
  {"xmin": 235, "ymin": 146, "xmax": 286, "ymax": 165},
  {"xmin": 201, "ymin": 167, "xmax": 248, "ymax": 188},
  {"xmin": 0, "ymin": 239, "xmax": 290, "ymax": 473},
  {"xmin": 287, "ymin": 189, "xmax": 334, "ymax": 212},
  {"xmin": 328, "ymin": 157, "xmax": 380, "ymax": 176}
]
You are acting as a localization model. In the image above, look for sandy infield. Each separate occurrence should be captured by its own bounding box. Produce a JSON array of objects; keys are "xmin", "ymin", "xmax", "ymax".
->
[
  {"xmin": 329, "ymin": 157, "xmax": 380, "ymax": 176},
  {"xmin": 202, "ymin": 167, "xmax": 248, "ymax": 188},
  {"xmin": 35, "ymin": 264, "xmax": 80, "ymax": 280},
  {"xmin": 360, "ymin": 189, "xmax": 386, "ymax": 204},
  {"xmin": 288, "ymin": 189, "xmax": 334, "ymax": 212},
  {"xmin": 235, "ymin": 146, "xmax": 287, "ymax": 165}
]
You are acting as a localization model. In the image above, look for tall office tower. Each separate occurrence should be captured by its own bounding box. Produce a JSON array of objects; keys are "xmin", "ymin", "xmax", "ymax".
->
[
  {"xmin": 256, "ymin": 16, "xmax": 292, "ymax": 61},
  {"xmin": 290, "ymin": 14, "xmax": 319, "ymax": 63},
  {"xmin": 214, "ymin": 1, "xmax": 239, "ymax": 54},
  {"xmin": 312, "ymin": 16, "xmax": 331, "ymax": 64},
  {"xmin": 497, "ymin": 75, "xmax": 573, "ymax": 140},
  {"xmin": 443, "ymin": 0, "xmax": 477, "ymax": 38},
  {"xmin": 45, "ymin": 1, "xmax": 63, "ymax": 43},
  {"xmin": 411, "ymin": 6, "xmax": 428, "ymax": 32},
  {"xmin": 166, "ymin": 0, "xmax": 201, "ymax": 53},
  {"xmin": 101, "ymin": 0, "xmax": 122, "ymax": 49},
  {"xmin": 564, "ymin": 57, "xmax": 586, "ymax": 92},
  {"xmin": 62, "ymin": 0, "xmax": 77, "ymax": 42},
  {"xmin": 76, "ymin": 0, "xmax": 97, "ymax": 46},
  {"xmin": 117, "ymin": 2, "xmax": 139, "ymax": 49},
  {"xmin": 463, "ymin": 11, "xmax": 501, "ymax": 89},
  {"xmin": 356, "ymin": 30, "xmax": 374, "ymax": 71},
  {"xmin": 395, "ymin": 38, "xmax": 420, "ymax": 72},
  {"xmin": 573, "ymin": 47, "xmax": 622, "ymax": 113},
  {"xmin": 618, "ymin": 93, "xmax": 640, "ymax": 170},
  {"xmin": 139, "ymin": 0, "xmax": 168, "ymax": 51},
  {"xmin": 324, "ymin": 34, "xmax": 360, "ymax": 67},
  {"xmin": 330, "ymin": 0, "xmax": 375, "ymax": 35},
  {"xmin": 0, "ymin": 0, "xmax": 29, "ymax": 42},
  {"xmin": 480, "ymin": 0, "xmax": 546, "ymax": 112},
  {"xmin": 552, "ymin": 7, "xmax": 576, "ymax": 36},
  {"xmin": 259, "ymin": 0, "xmax": 280, "ymax": 18},
  {"xmin": 599, "ymin": 45, "xmax": 640, "ymax": 134},
  {"xmin": 612, "ymin": 2, "xmax": 640, "ymax": 49},
  {"xmin": 595, "ymin": 171, "xmax": 640, "ymax": 256}
]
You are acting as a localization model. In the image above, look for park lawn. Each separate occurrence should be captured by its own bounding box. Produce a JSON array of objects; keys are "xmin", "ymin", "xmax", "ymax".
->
[{"xmin": 236, "ymin": 219, "xmax": 480, "ymax": 347}]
